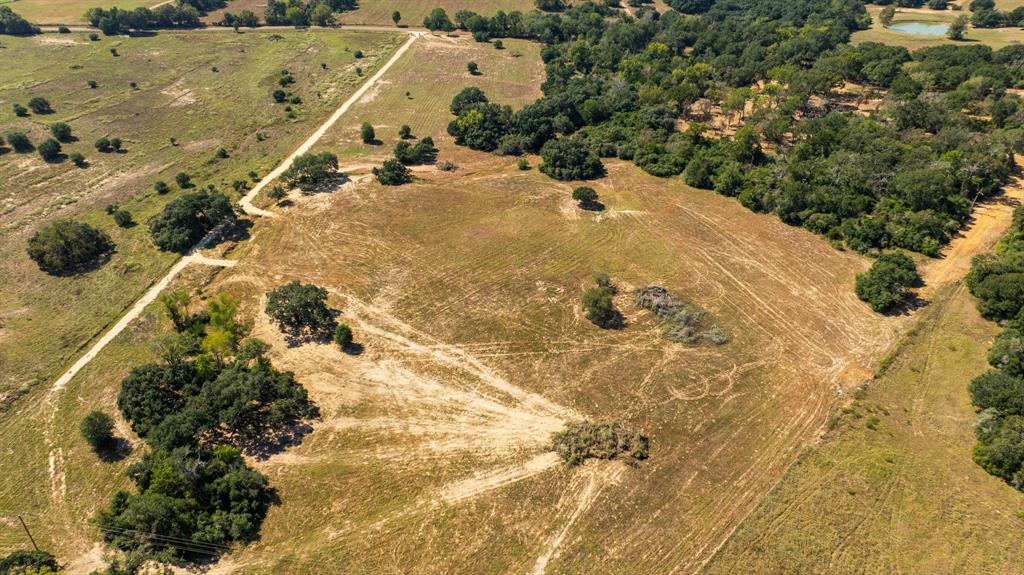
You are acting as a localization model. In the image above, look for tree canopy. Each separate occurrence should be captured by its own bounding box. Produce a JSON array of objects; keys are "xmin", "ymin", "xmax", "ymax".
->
[
  {"xmin": 265, "ymin": 280, "xmax": 336, "ymax": 341},
  {"xmin": 854, "ymin": 252, "xmax": 920, "ymax": 313},
  {"xmin": 26, "ymin": 219, "xmax": 113, "ymax": 275},
  {"xmin": 148, "ymin": 190, "xmax": 234, "ymax": 252}
]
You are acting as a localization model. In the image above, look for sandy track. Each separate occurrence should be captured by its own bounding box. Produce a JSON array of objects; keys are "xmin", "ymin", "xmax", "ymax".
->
[{"xmin": 238, "ymin": 31, "xmax": 422, "ymax": 217}]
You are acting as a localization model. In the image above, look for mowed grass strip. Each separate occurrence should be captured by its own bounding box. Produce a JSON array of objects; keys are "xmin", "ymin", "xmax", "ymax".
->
[
  {"xmin": 338, "ymin": 0, "xmax": 535, "ymax": 26},
  {"xmin": 0, "ymin": 29, "xmax": 402, "ymax": 404},
  {"xmin": 704, "ymin": 285, "xmax": 1024, "ymax": 574},
  {"xmin": 1, "ymin": 0, "xmax": 152, "ymax": 25}
]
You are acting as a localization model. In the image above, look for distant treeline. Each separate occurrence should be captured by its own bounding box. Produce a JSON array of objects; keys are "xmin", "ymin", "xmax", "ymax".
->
[
  {"xmin": 967, "ymin": 207, "xmax": 1024, "ymax": 491},
  {"xmin": 85, "ymin": 0, "xmax": 225, "ymax": 34}
]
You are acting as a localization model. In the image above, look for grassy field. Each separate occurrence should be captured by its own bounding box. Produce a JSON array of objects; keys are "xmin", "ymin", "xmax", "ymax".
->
[
  {"xmin": 338, "ymin": 0, "xmax": 535, "ymax": 26},
  {"xmin": 0, "ymin": 29, "xmax": 403, "ymax": 405},
  {"xmin": 704, "ymin": 284, "xmax": 1024, "ymax": 574},
  {"xmin": 0, "ymin": 0, "xmax": 152, "ymax": 25},
  {"xmin": 854, "ymin": 4, "xmax": 1024, "ymax": 49},
  {"xmin": 307, "ymin": 34, "xmax": 545, "ymax": 166}
]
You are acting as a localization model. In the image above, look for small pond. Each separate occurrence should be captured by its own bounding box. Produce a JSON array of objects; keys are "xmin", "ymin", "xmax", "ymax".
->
[{"xmin": 887, "ymin": 21, "xmax": 950, "ymax": 36}]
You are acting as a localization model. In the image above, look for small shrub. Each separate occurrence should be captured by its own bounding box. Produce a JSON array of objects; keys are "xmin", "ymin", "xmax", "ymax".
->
[
  {"xmin": 154, "ymin": 180, "xmax": 170, "ymax": 194},
  {"xmin": 6, "ymin": 130, "xmax": 32, "ymax": 152},
  {"xmin": 12, "ymin": 103, "xmax": 28, "ymax": 117},
  {"xmin": 334, "ymin": 323, "xmax": 353, "ymax": 349},
  {"xmin": 215, "ymin": 147, "xmax": 229, "ymax": 159},
  {"xmin": 373, "ymin": 158, "xmax": 412, "ymax": 185},
  {"xmin": 467, "ymin": 61, "xmax": 480, "ymax": 75},
  {"xmin": 95, "ymin": 136, "xmax": 111, "ymax": 152},
  {"xmin": 272, "ymin": 89, "xmax": 286, "ymax": 103},
  {"xmin": 37, "ymin": 138, "xmax": 62, "ymax": 162},
  {"xmin": 361, "ymin": 122, "xmax": 375, "ymax": 144},
  {"xmin": 58, "ymin": 25, "xmax": 70, "ymax": 33},
  {"xmin": 399, "ymin": 124, "xmax": 412, "ymax": 139},
  {"xmin": 129, "ymin": 81, "xmax": 138, "ymax": 90},
  {"xmin": 88, "ymin": 79, "xmax": 98, "ymax": 88},
  {"xmin": 27, "ymin": 96, "xmax": 52, "ymax": 114},
  {"xmin": 494, "ymin": 39, "xmax": 504, "ymax": 49},
  {"xmin": 551, "ymin": 421, "xmax": 649, "ymax": 466},
  {"xmin": 109, "ymin": 137, "xmax": 122, "ymax": 151},
  {"xmin": 267, "ymin": 185, "xmax": 286, "ymax": 200},
  {"xmin": 50, "ymin": 122, "xmax": 73, "ymax": 142},
  {"xmin": 70, "ymin": 152, "xmax": 86, "ymax": 167},
  {"xmin": 571, "ymin": 186, "xmax": 598, "ymax": 208},
  {"xmin": 517, "ymin": 158, "xmax": 530, "ymax": 170},
  {"xmin": 354, "ymin": 49, "xmax": 364, "ymax": 58},
  {"xmin": 175, "ymin": 172, "xmax": 193, "ymax": 188},
  {"xmin": 113, "ymin": 209, "xmax": 133, "ymax": 228},
  {"xmin": 80, "ymin": 411, "xmax": 115, "ymax": 452},
  {"xmin": 88, "ymin": 32, "xmax": 99, "ymax": 41}
]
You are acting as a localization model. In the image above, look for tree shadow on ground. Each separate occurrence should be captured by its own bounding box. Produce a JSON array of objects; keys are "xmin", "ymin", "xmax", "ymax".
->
[{"xmin": 97, "ymin": 438, "xmax": 133, "ymax": 463}]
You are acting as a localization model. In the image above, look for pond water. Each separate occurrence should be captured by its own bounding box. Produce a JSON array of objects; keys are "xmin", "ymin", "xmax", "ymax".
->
[{"xmin": 887, "ymin": 21, "xmax": 950, "ymax": 36}]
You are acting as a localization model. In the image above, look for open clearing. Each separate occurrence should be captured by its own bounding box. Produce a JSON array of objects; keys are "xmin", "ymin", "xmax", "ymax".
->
[
  {"xmin": 854, "ymin": 5, "xmax": 1024, "ymax": 49},
  {"xmin": 0, "ymin": 29, "xmax": 403, "ymax": 404}
]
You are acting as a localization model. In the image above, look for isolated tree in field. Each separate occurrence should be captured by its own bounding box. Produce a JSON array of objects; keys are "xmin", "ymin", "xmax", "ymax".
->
[
  {"xmin": 948, "ymin": 15, "xmax": 968, "ymax": 40},
  {"xmin": 467, "ymin": 61, "xmax": 480, "ymax": 75},
  {"xmin": 50, "ymin": 122, "xmax": 72, "ymax": 142},
  {"xmin": 148, "ymin": 190, "xmax": 234, "ymax": 252},
  {"xmin": 281, "ymin": 151, "xmax": 339, "ymax": 191},
  {"xmin": 27, "ymin": 96, "xmax": 52, "ymax": 114},
  {"xmin": 334, "ymin": 323, "xmax": 353, "ymax": 350},
  {"xmin": 423, "ymin": 7, "xmax": 454, "ymax": 31},
  {"xmin": 373, "ymin": 158, "xmax": 412, "ymax": 185},
  {"xmin": 361, "ymin": 122, "xmax": 376, "ymax": 144},
  {"xmin": 582, "ymin": 284, "xmax": 617, "ymax": 328},
  {"xmin": 70, "ymin": 152, "xmax": 86, "ymax": 167},
  {"xmin": 572, "ymin": 186, "xmax": 598, "ymax": 208},
  {"xmin": 37, "ymin": 138, "xmax": 61, "ymax": 162},
  {"xmin": 539, "ymin": 139, "xmax": 605, "ymax": 181},
  {"xmin": 175, "ymin": 172, "xmax": 193, "ymax": 188},
  {"xmin": 5, "ymin": 130, "xmax": 31, "ymax": 152},
  {"xmin": 95, "ymin": 136, "xmax": 112, "ymax": 152},
  {"xmin": 391, "ymin": 10, "xmax": 401, "ymax": 26},
  {"xmin": 113, "ymin": 209, "xmax": 133, "ymax": 228},
  {"xmin": 879, "ymin": 5, "xmax": 895, "ymax": 26},
  {"xmin": 12, "ymin": 103, "xmax": 27, "ymax": 117},
  {"xmin": 855, "ymin": 252, "xmax": 920, "ymax": 313},
  {"xmin": 265, "ymin": 280, "xmax": 335, "ymax": 340},
  {"xmin": 26, "ymin": 219, "xmax": 113, "ymax": 275},
  {"xmin": 80, "ymin": 410, "xmax": 115, "ymax": 452},
  {"xmin": 399, "ymin": 124, "xmax": 412, "ymax": 139},
  {"xmin": 154, "ymin": 180, "xmax": 170, "ymax": 194}
]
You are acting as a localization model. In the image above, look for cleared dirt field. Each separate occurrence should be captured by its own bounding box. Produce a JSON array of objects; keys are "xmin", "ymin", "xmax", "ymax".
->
[
  {"xmin": 703, "ymin": 284, "xmax": 1024, "ymax": 574},
  {"xmin": 338, "ymin": 0, "xmax": 535, "ymax": 26},
  {"xmin": 170, "ymin": 36, "xmax": 905, "ymax": 569},
  {"xmin": 0, "ymin": 29, "xmax": 403, "ymax": 403}
]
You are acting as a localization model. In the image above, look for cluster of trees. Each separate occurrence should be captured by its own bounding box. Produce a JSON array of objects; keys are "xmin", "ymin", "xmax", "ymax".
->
[
  {"xmin": 26, "ymin": 219, "xmax": 113, "ymax": 275},
  {"xmin": 961, "ymin": 0, "xmax": 1024, "ymax": 28},
  {"xmin": 280, "ymin": 151, "xmax": 340, "ymax": 191},
  {"xmin": 966, "ymin": 207, "xmax": 1024, "ymax": 490},
  {"xmin": 394, "ymin": 137, "xmax": 438, "ymax": 165},
  {"xmin": 85, "ymin": 5, "xmax": 204, "ymax": 34},
  {"xmin": 264, "ymin": 0, "xmax": 355, "ymax": 26},
  {"xmin": 148, "ymin": 189, "xmax": 234, "ymax": 252},
  {"xmin": 443, "ymin": 1, "xmax": 1024, "ymax": 258},
  {"xmin": 98, "ymin": 291, "xmax": 316, "ymax": 558},
  {"xmin": 854, "ymin": 251, "xmax": 920, "ymax": 313},
  {"xmin": 0, "ymin": 6, "xmax": 39, "ymax": 35}
]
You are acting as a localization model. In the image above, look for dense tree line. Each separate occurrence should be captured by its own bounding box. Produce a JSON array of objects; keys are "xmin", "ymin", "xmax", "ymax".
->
[
  {"xmin": 99, "ymin": 291, "xmax": 317, "ymax": 559},
  {"xmin": 967, "ymin": 207, "xmax": 1024, "ymax": 491},
  {"xmin": 443, "ymin": 1, "xmax": 1023, "ymax": 258},
  {"xmin": 85, "ymin": 5, "xmax": 205, "ymax": 34}
]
